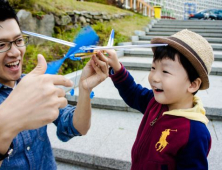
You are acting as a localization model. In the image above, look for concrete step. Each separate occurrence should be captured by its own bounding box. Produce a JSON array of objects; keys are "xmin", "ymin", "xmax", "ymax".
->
[
  {"xmin": 66, "ymin": 69, "xmax": 222, "ymax": 120},
  {"xmin": 139, "ymin": 35, "xmax": 222, "ymax": 44},
  {"xmin": 156, "ymin": 20, "xmax": 222, "ymax": 26},
  {"xmin": 57, "ymin": 161, "xmax": 97, "ymax": 170},
  {"xmin": 132, "ymin": 40, "xmax": 222, "ymax": 51},
  {"xmin": 158, "ymin": 20, "xmax": 222, "ymax": 23},
  {"xmin": 49, "ymin": 108, "xmax": 222, "ymax": 170},
  {"xmin": 118, "ymin": 56, "xmax": 222, "ymax": 76},
  {"xmin": 149, "ymin": 28, "xmax": 222, "ymax": 34},
  {"xmin": 146, "ymin": 32, "xmax": 222, "ymax": 38},
  {"xmin": 152, "ymin": 25, "xmax": 222, "ymax": 29},
  {"xmin": 49, "ymin": 109, "xmax": 140, "ymax": 170},
  {"xmin": 123, "ymin": 48, "xmax": 222, "ymax": 61}
]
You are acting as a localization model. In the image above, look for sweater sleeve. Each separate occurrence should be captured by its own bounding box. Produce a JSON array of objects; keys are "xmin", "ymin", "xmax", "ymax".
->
[
  {"xmin": 176, "ymin": 121, "xmax": 211, "ymax": 170},
  {"xmin": 109, "ymin": 64, "xmax": 154, "ymax": 114}
]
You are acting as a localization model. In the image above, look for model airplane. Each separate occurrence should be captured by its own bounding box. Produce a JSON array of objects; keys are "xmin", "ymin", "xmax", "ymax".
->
[
  {"xmin": 23, "ymin": 26, "xmax": 168, "ymax": 63},
  {"xmin": 23, "ymin": 26, "xmax": 167, "ymax": 98}
]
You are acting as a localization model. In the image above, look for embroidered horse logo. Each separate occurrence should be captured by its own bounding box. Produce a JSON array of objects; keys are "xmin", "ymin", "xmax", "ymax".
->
[{"xmin": 155, "ymin": 129, "xmax": 177, "ymax": 152}]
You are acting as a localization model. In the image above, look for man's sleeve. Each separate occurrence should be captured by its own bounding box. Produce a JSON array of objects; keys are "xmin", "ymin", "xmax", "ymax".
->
[{"xmin": 53, "ymin": 104, "xmax": 81, "ymax": 142}]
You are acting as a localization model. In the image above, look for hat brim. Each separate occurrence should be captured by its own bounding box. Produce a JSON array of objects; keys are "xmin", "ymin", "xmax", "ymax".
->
[{"xmin": 151, "ymin": 37, "xmax": 209, "ymax": 90}]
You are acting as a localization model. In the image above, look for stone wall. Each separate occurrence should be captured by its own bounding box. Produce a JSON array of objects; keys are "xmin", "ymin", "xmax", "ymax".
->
[
  {"xmin": 17, "ymin": 9, "xmax": 133, "ymax": 45},
  {"xmin": 68, "ymin": 10, "xmax": 132, "ymax": 26},
  {"xmin": 17, "ymin": 10, "xmax": 55, "ymax": 45}
]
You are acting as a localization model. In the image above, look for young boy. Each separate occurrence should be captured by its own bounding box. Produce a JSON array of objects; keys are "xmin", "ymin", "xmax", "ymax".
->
[
  {"xmin": 0, "ymin": 0, "xmax": 108, "ymax": 169},
  {"xmin": 106, "ymin": 29, "xmax": 213, "ymax": 170}
]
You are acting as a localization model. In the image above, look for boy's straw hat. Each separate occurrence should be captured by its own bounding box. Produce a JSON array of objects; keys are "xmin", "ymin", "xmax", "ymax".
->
[{"xmin": 151, "ymin": 29, "xmax": 214, "ymax": 90}]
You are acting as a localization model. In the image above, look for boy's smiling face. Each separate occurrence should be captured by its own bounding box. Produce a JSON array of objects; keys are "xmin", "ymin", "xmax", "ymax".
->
[
  {"xmin": 149, "ymin": 55, "xmax": 193, "ymax": 110},
  {"xmin": 0, "ymin": 19, "xmax": 26, "ymax": 87}
]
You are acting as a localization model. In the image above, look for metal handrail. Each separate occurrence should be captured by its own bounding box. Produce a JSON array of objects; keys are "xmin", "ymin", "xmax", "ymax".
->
[{"xmin": 120, "ymin": 0, "xmax": 154, "ymax": 17}]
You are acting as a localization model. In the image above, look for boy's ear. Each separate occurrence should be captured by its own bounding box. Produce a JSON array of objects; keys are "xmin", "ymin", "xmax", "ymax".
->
[{"xmin": 188, "ymin": 78, "xmax": 202, "ymax": 93}]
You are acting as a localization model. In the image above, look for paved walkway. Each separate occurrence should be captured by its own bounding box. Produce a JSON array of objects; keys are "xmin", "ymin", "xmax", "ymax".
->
[{"xmin": 49, "ymin": 108, "xmax": 222, "ymax": 170}]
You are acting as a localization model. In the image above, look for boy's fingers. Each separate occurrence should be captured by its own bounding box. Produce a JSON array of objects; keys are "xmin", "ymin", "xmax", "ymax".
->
[{"xmin": 103, "ymin": 49, "xmax": 115, "ymax": 56}]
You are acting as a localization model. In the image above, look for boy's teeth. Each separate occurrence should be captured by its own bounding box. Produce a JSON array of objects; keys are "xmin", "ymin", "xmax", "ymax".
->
[{"xmin": 6, "ymin": 61, "xmax": 19, "ymax": 66}]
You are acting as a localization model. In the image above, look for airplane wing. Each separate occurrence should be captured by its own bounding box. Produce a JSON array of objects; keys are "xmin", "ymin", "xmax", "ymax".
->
[
  {"xmin": 83, "ymin": 28, "xmax": 167, "ymax": 50},
  {"xmin": 107, "ymin": 29, "xmax": 114, "ymax": 47},
  {"xmin": 84, "ymin": 44, "xmax": 168, "ymax": 50},
  {"xmin": 22, "ymin": 30, "xmax": 76, "ymax": 47},
  {"xmin": 23, "ymin": 30, "xmax": 168, "ymax": 51}
]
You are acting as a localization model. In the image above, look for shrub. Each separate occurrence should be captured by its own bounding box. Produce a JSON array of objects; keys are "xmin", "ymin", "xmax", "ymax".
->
[
  {"xmin": 8, "ymin": 0, "xmax": 35, "ymax": 9},
  {"xmin": 92, "ymin": 22, "xmax": 129, "ymax": 46},
  {"xmin": 84, "ymin": 0, "xmax": 108, "ymax": 5}
]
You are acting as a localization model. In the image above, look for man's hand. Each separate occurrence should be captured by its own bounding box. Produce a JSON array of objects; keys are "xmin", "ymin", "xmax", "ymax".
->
[
  {"xmin": 73, "ymin": 51, "xmax": 109, "ymax": 135},
  {"xmin": 0, "ymin": 54, "xmax": 73, "ymax": 149},
  {"xmin": 80, "ymin": 51, "xmax": 109, "ymax": 91},
  {"xmin": 0, "ymin": 54, "xmax": 73, "ymax": 161}
]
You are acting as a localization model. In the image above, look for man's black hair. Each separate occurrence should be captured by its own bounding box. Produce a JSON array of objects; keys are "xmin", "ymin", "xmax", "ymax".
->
[
  {"xmin": 153, "ymin": 46, "xmax": 199, "ymax": 95},
  {"xmin": 0, "ymin": 0, "xmax": 19, "ymax": 25}
]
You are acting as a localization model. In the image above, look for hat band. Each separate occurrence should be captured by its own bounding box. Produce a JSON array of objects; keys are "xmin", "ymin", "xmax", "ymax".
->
[{"xmin": 168, "ymin": 37, "xmax": 208, "ymax": 74}]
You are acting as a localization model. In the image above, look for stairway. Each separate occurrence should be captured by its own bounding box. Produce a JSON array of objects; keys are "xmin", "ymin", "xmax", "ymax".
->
[{"xmin": 49, "ymin": 19, "xmax": 222, "ymax": 170}]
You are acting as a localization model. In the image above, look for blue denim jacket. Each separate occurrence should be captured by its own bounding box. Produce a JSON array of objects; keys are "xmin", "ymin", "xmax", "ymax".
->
[{"xmin": 0, "ymin": 75, "xmax": 81, "ymax": 170}]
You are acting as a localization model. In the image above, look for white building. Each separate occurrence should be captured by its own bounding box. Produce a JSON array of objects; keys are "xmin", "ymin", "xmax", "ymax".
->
[{"xmin": 144, "ymin": 0, "xmax": 222, "ymax": 20}]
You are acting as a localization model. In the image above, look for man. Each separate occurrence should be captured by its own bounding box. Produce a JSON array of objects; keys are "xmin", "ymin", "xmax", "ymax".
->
[{"xmin": 0, "ymin": 0, "xmax": 108, "ymax": 169}]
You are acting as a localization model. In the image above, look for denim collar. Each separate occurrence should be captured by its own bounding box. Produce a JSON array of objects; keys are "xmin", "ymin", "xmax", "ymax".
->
[{"xmin": 0, "ymin": 74, "xmax": 25, "ymax": 89}]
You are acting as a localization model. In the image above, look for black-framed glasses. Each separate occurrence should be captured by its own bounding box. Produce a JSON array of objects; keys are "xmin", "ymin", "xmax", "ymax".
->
[{"xmin": 0, "ymin": 36, "xmax": 29, "ymax": 53}]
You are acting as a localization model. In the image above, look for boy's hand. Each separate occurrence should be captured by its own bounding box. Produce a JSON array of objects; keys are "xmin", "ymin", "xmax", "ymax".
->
[{"xmin": 105, "ymin": 49, "xmax": 121, "ymax": 73}]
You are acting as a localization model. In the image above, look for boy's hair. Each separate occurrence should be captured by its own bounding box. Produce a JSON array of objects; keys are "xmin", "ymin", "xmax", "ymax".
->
[
  {"xmin": 151, "ymin": 29, "xmax": 214, "ymax": 90},
  {"xmin": 0, "ymin": 0, "xmax": 19, "ymax": 25},
  {"xmin": 154, "ymin": 46, "xmax": 199, "ymax": 95}
]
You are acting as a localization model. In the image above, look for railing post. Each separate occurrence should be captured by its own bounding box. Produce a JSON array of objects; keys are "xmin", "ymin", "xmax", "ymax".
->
[
  {"xmin": 149, "ymin": 8, "xmax": 152, "ymax": 17},
  {"xmin": 144, "ymin": 6, "xmax": 146, "ymax": 16},
  {"xmin": 133, "ymin": 0, "xmax": 136, "ymax": 11},
  {"xmin": 147, "ymin": 7, "xmax": 149, "ymax": 17},
  {"xmin": 137, "ymin": 1, "xmax": 139, "ymax": 12},
  {"xmin": 131, "ymin": 0, "xmax": 154, "ymax": 16},
  {"xmin": 140, "ymin": 2, "xmax": 142, "ymax": 13},
  {"xmin": 125, "ymin": 0, "xmax": 128, "ymax": 8}
]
